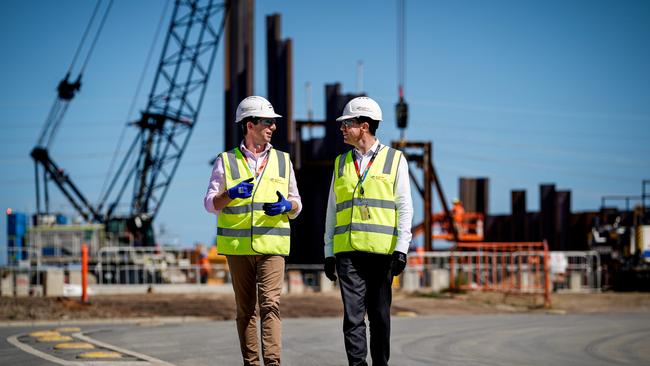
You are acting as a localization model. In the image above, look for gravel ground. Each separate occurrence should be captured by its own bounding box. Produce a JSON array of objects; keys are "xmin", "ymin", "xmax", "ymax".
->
[{"xmin": 2, "ymin": 291, "xmax": 649, "ymax": 321}]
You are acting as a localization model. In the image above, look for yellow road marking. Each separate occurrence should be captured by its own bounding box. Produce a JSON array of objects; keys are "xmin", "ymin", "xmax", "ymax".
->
[
  {"xmin": 29, "ymin": 330, "xmax": 60, "ymax": 337},
  {"xmin": 37, "ymin": 335, "xmax": 74, "ymax": 342},
  {"xmin": 54, "ymin": 342, "xmax": 95, "ymax": 350},
  {"xmin": 77, "ymin": 351, "xmax": 122, "ymax": 359},
  {"xmin": 9, "ymin": 330, "xmax": 174, "ymax": 365}
]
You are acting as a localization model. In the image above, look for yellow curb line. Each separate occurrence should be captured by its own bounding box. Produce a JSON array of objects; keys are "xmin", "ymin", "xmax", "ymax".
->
[
  {"xmin": 77, "ymin": 351, "xmax": 122, "ymax": 359},
  {"xmin": 29, "ymin": 331, "xmax": 60, "ymax": 337},
  {"xmin": 54, "ymin": 342, "xmax": 95, "ymax": 350},
  {"xmin": 37, "ymin": 335, "xmax": 74, "ymax": 342}
]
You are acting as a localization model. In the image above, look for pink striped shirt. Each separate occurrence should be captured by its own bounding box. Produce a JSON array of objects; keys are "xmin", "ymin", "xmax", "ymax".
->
[{"xmin": 203, "ymin": 141, "xmax": 302, "ymax": 219}]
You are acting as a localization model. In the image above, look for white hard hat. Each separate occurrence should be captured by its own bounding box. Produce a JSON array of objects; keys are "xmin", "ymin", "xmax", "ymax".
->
[
  {"xmin": 235, "ymin": 96, "xmax": 282, "ymax": 123},
  {"xmin": 336, "ymin": 96, "xmax": 383, "ymax": 122}
]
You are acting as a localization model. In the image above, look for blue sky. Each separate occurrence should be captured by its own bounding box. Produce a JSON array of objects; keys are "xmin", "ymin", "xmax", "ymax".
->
[{"xmin": 1, "ymin": 0, "xmax": 649, "ymax": 262}]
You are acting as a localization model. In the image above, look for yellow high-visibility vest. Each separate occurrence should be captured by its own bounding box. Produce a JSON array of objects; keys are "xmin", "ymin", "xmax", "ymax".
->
[
  {"xmin": 333, "ymin": 145, "xmax": 402, "ymax": 254},
  {"xmin": 217, "ymin": 147, "xmax": 291, "ymax": 255}
]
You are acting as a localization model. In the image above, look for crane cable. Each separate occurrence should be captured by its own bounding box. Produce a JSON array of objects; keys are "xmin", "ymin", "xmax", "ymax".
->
[
  {"xmin": 395, "ymin": 0, "xmax": 408, "ymax": 139},
  {"xmin": 79, "ymin": 0, "xmax": 114, "ymax": 75},
  {"xmin": 398, "ymin": 0, "xmax": 405, "ymax": 99},
  {"xmin": 67, "ymin": 0, "xmax": 103, "ymax": 75},
  {"xmin": 37, "ymin": 0, "xmax": 114, "ymax": 148},
  {"xmin": 98, "ymin": 0, "xmax": 172, "ymax": 204}
]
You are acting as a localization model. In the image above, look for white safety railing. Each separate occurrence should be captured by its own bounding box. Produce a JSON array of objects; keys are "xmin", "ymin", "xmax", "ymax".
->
[
  {"xmin": 93, "ymin": 263, "xmax": 229, "ymax": 285},
  {"xmin": 550, "ymin": 250, "xmax": 601, "ymax": 292},
  {"xmin": 1, "ymin": 250, "xmax": 602, "ymax": 296}
]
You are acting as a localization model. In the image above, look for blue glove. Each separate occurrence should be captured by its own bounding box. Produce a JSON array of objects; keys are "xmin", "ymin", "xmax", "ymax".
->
[
  {"xmin": 227, "ymin": 177, "xmax": 254, "ymax": 199},
  {"xmin": 263, "ymin": 191, "xmax": 292, "ymax": 216}
]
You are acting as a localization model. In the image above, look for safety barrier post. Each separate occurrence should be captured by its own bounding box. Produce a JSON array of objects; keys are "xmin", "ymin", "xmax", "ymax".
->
[
  {"xmin": 449, "ymin": 249, "xmax": 456, "ymax": 291},
  {"xmin": 81, "ymin": 243, "xmax": 88, "ymax": 304},
  {"xmin": 543, "ymin": 240, "xmax": 551, "ymax": 308}
]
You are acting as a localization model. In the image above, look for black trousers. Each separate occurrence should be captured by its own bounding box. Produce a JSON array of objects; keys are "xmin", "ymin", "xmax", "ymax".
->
[{"xmin": 336, "ymin": 252, "xmax": 393, "ymax": 366}]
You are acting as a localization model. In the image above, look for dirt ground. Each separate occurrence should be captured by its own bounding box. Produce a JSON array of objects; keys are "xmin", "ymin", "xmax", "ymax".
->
[{"xmin": 2, "ymin": 291, "xmax": 649, "ymax": 321}]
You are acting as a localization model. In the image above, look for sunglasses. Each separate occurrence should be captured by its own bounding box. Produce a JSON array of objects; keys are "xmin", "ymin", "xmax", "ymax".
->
[
  {"xmin": 340, "ymin": 119, "xmax": 358, "ymax": 128},
  {"xmin": 255, "ymin": 118, "xmax": 276, "ymax": 127}
]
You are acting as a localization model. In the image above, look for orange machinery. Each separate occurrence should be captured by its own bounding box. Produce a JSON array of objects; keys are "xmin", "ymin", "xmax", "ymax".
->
[{"xmin": 412, "ymin": 211, "xmax": 484, "ymax": 242}]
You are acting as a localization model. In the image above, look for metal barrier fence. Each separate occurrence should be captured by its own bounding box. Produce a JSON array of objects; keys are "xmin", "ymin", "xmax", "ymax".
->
[
  {"xmin": 449, "ymin": 242, "xmax": 551, "ymax": 307},
  {"xmin": 93, "ymin": 263, "xmax": 229, "ymax": 285},
  {"xmin": 25, "ymin": 224, "xmax": 107, "ymax": 264},
  {"xmin": 0, "ymin": 263, "xmax": 231, "ymax": 297},
  {"xmin": 1, "ymin": 250, "xmax": 601, "ymax": 297},
  {"xmin": 398, "ymin": 250, "xmax": 602, "ymax": 292},
  {"xmin": 550, "ymin": 250, "xmax": 601, "ymax": 292},
  {"xmin": 0, "ymin": 265, "xmax": 46, "ymax": 296}
]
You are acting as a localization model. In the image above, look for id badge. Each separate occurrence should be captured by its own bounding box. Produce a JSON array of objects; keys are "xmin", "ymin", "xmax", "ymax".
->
[{"xmin": 359, "ymin": 205, "xmax": 371, "ymax": 221}]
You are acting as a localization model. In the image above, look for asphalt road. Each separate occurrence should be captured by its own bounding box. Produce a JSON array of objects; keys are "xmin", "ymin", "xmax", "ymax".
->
[{"xmin": 2, "ymin": 313, "xmax": 649, "ymax": 365}]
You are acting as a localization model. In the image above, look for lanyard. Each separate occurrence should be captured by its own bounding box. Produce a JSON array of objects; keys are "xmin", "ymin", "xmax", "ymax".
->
[
  {"xmin": 353, "ymin": 146, "xmax": 380, "ymax": 195},
  {"xmin": 243, "ymin": 153, "xmax": 268, "ymax": 179}
]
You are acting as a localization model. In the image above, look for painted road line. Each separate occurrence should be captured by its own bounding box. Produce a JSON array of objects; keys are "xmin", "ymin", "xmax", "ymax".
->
[
  {"xmin": 29, "ymin": 330, "xmax": 61, "ymax": 337},
  {"xmin": 37, "ymin": 335, "xmax": 74, "ymax": 342},
  {"xmin": 54, "ymin": 342, "xmax": 95, "ymax": 350},
  {"xmin": 77, "ymin": 351, "xmax": 122, "ymax": 359},
  {"xmin": 7, "ymin": 329, "xmax": 174, "ymax": 366},
  {"xmin": 74, "ymin": 331, "xmax": 174, "ymax": 365}
]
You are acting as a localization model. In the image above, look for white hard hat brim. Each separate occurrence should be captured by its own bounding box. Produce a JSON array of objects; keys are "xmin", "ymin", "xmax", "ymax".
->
[
  {"xmin": 262, "ymin": 111, "xmax": 282, "ymax": 119},
  {"xmin": 335, "ymin": 113, "xmax": 382, "ymax": 122},
  {"xmin": 336, "ymin": 114, "xmax": 356, "ymax": 122},
  {"xmin": 235, "ymin": 111, "xmax": 282, "ymax": 123}
]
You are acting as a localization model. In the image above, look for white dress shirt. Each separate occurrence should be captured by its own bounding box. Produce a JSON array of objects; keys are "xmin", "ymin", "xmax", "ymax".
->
[
  {"xmin": 323, "ymin": 139, "xmax": 413, "ymax": 257},
  {"xmin": 203, "ymin": 141, "xmax": 302, "ymax": 219}
]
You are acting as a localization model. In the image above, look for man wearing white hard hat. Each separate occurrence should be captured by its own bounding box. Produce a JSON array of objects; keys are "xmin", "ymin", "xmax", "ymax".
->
[
  {"xmin": 323, "ymin": 96, "xmax": 413, "ymax": 366},
  {"xmin": 204, "ymin": 96, "xmax": 302, "ymax": 366}
]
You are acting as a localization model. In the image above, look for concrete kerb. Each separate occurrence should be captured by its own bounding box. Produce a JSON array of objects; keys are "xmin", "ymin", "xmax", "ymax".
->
[
  {"xmin": 0, "ymin": 316, "xmax": 213, "ymax": 328},
  {"xmin": 90, "ymin": 284, "xmax": 234, "ymax": 295}
]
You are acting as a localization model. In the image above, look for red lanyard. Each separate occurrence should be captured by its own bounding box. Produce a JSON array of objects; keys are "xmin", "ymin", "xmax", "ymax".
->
[
  {"xmin": 243, "ymin": 153, "xmax": 268, "ymax": 178},
  {"xmin": 353, "ymin": 146, "xmax": 380, "ymax": 195}
]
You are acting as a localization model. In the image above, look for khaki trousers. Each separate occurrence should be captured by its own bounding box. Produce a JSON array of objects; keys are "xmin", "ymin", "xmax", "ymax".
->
[{"xmin": 227, "ymin": 255, "xmax": 285, "ymax": 366}]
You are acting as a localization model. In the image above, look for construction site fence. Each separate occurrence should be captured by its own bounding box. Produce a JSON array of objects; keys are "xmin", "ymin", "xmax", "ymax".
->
[
  {"xmin": 1, "ymin": 251, "xmax": 602, "ymax": 297},
  {"xmin": 445, "ymin": 242, "xmax": 552, "ymax": 307},
  {"xmin": 0, "ymin": 263, "xmax": 230, "ymax": 296}
]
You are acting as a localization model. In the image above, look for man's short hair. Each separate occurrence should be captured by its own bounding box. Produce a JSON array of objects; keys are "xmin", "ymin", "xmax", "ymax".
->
[
  {"xmin": 358, "ymin": 116, "xmax": 379, "ymax": 136},
  {"xmin": 240, "ymin": 118, "xmax": 253, "ymax": 136}
]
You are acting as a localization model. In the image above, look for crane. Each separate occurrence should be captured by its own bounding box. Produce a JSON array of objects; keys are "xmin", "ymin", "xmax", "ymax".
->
[
  {"xmin": 392, "ymin": 0, "xmax": 465, "ymax": 249},
  {"xmin": 395, "ymin": 0, "xmax": 408, "ymax": 137},
  {"xmin": 31, "ymin": 0, "xmax": 228, "ymax": 246}
]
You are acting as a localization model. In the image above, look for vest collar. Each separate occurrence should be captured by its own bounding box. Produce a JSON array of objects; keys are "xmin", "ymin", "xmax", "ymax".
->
[
  {"xmin": 353, "ymin": 138, "xmax": 381, "ymax": 159},
  {"xmin": 239, "ymin": 140, "xmax": 273, "ymax": 160}
]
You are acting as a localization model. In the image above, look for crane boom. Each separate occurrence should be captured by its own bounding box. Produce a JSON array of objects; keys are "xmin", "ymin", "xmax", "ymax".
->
[
  {"xmin": 31, "ymin": 0, "xmax": 228, "ymax": 246},
  {"xmin": 100, "ymin": 0, "xmax": 227, "ymax": 221}
]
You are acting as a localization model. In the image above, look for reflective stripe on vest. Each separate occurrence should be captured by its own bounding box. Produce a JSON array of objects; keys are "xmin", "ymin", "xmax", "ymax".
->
[
  {"xmin": 217, "ymin": 147, "xmax": 291, "ymax": 255},
  {"xmin": 332, "ymin": 145, "xmax": 401, "ymax": 255}
]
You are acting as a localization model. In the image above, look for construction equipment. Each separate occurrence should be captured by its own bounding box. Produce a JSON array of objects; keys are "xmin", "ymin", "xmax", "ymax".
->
[
  {"xmin": 30, "ymin": 0, "xmax": 228, "ymax": 247},
  {"xmin": 390, "ymin": 1, "xmax": 483, "ymax": 248},
  {"xmin": 589, "ymin": 180, "xmax": 650, "ymax": 290},
  {"xmin": 395, "ymin": 0, "xmax": 408, "ymax": 136},
  {"xmin": 413, "ymin": 210, "xmax": 484, "ymax": 242},
  {"xmin": 391, "ymin": 141, "xmax": 461, "ymax": 250}
]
